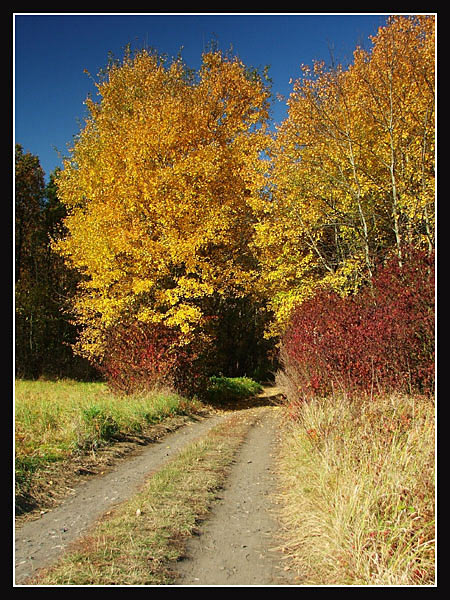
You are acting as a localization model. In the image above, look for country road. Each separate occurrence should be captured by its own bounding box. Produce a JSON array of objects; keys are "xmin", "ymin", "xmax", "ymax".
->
[{"xmin": 15, "ymin": 387, "xmax": 293, "ymax": 586}]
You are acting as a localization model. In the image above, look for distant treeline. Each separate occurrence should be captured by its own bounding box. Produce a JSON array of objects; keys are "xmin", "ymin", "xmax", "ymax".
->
[{"xmin": 15, "ymin": 144, "xmax": 97, "ymax": 379}]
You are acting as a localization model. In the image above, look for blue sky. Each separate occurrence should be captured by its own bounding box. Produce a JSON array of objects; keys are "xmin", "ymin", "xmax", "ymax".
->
[{"xmin": 14, "ymin": 12, "xmax": 392, "ymax": 180}]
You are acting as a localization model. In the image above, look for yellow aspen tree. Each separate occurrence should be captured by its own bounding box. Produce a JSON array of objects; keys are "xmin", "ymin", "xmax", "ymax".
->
[
  {"xmin": 350, "ymin": 15, "xmax": 435, "ymax": 257},
  {"xmin": 54, "ymin": 48, "xmax": 271, "ymax": 363},
  {"xmin": 254, "ymin": 15, "xmax": 435, "ymax": 332}
]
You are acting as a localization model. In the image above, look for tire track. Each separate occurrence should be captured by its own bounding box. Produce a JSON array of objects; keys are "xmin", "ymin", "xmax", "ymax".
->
[{"xmin": 174, "ymin": 406, "xmax": 292, "ymax": 586}]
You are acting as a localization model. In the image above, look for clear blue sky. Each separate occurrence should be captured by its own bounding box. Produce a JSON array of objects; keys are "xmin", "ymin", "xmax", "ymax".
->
[{"xmin": 14, "ymin": 12, "xmax": 391, "ymax": 181}]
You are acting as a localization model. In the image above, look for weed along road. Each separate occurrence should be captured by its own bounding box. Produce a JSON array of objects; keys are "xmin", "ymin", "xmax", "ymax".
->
[{"xmin": 15, "ymin": 387, "xmax": 293, "ymax": 586}]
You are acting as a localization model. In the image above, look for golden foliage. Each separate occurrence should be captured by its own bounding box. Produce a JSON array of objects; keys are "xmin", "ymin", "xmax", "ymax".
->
[
  {"xmin": 253, "ymin": 15, "xmax": 435, "ymax": 331},
  {"xmin": 55, "ymin": 49, "xmax": 271, "ymax": 361},
  {"xmin": 55, "ymin": 17, "xmax": 435, "ymax": 353}
]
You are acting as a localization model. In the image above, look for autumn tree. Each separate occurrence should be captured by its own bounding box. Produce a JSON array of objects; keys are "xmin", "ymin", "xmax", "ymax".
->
[
  {"xmin": 54, "ymin": 48, "xmax": 272, "ymax": 379},
  {"xmin": 39, "ymin": 170, "xmax": 97, "ymax": 379},
  {"xmin": 349, "ymin": 15, "xmax": 435, "ymax": 259},
  {"xmin": 254, "ymin": 15, "xmax": 435, "ymax": 331}
]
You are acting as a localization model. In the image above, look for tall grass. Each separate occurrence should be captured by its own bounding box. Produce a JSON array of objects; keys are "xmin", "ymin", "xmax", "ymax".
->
[
  {"xmin": 15, "ymin": 379, "xmax": 201, "ymax": 502},
  {"xmin": 276, "ymin": 392, "xmax": 435, "ymax": 585}
]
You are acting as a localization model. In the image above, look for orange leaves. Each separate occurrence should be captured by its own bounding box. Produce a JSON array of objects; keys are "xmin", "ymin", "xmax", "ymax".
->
[
  {"xmin": 54, "ymin": 48, "xmax": 271, "ymax": 362},
  {"xmin": 53, "ymin": 17, "xmax": 435, "ymax": 366}
]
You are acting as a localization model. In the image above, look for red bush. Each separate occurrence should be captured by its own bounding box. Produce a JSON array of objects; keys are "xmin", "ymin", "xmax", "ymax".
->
[
  {"xmin": 281, "ymin": 248, "xmax": 435, "ymax": 400},
  {"xmin": 98, "ymin": 321, "xmax": 210, "ymax": 397}
]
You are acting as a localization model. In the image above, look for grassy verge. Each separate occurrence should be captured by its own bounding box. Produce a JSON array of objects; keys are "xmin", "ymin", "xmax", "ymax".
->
[
  {"xmin": 15, "ymin": 379, "xmax": 203, "ymax": 510},
  {"xmin": 276, "ymin": 392, "xmax": 435, "ymax": 585},
  {"xmin": 29, "ymin": 408, "xmax": 264, "ymax": 585}
]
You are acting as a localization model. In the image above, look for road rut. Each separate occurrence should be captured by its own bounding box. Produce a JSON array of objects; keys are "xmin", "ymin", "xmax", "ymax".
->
[
  {"xmin": 15, "ymin": 412, "xmax": 225, "ymax": 584},
  {"xmin": 174, "ymin": 406, "xmax": 292, "ymax": 586}
]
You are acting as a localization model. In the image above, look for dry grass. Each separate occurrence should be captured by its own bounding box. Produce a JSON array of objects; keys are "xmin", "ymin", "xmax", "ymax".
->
[{"xmin": 276, "ymin": 392, "xmax": 435, "ymax": 586}]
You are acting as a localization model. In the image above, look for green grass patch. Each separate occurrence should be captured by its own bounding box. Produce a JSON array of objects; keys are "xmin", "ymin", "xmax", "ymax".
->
[
  {"xmin": 15, "ymin": 379, "xmax": 203, "ymax": 503},
  {"xmin": 206, "ymin": 376, "xmax": 263, "ymax": 404}
]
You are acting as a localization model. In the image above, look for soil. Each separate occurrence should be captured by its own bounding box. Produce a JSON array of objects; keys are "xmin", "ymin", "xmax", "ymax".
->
[
  {"xmin": 15, "ymin": 386, "xmax": 294, "ymax": 586},
  {"xmin": 174, "ymin": 404, "xmax": 292, "ymax": 586}
]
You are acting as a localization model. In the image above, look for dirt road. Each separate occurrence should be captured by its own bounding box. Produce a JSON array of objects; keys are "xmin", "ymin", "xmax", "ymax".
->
[
  {"xmin": 174, "ymin": 406, "xmax": 291, "ymax": 585},
  {"xmin": 15, "ymin": 387, "xmax": 293, "ymax": 586}
]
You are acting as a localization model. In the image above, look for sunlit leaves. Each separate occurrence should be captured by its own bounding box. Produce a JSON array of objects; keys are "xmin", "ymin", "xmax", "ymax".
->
[
  {"xmin": 254, "ymin": 15, "xmax": 435, "ymax": 330},
  {"xmin": 54, "ymin": 17, "xmax": 435, "ymax": 363},
  {"xmin": 54, "ymin": 49, "xmax": 271, "ymax": 362}
]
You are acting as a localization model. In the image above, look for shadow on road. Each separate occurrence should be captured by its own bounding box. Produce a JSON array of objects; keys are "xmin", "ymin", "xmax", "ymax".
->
[{"xmin": 208, "ymin": 384, "xmax": 287, "ymax": 412}]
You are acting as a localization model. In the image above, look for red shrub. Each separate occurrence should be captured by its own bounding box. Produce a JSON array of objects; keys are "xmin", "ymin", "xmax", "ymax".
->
[
  {"xmin": 98, "ymin": 321, "xmax": 210, "ymax": 397},
  {"xmin": 281, "ymin": 248, "xmax": 435, "ymax": 401}
]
